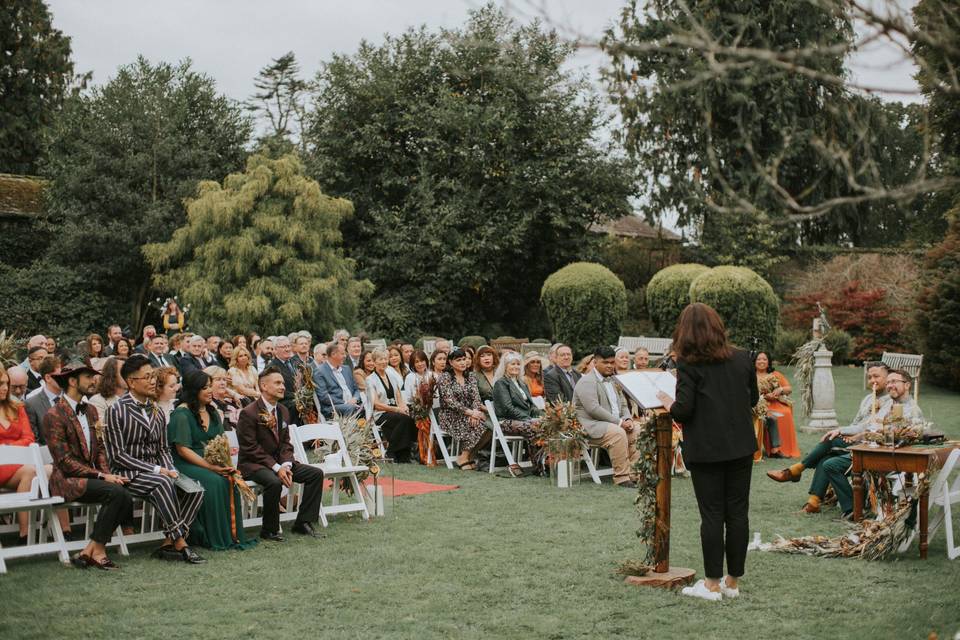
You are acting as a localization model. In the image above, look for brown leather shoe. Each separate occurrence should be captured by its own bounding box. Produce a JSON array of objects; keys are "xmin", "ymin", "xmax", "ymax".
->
[
  {"xmin": 801, "ymin": 501, "xmax": 820, "ymax": 514},
  {"xmin": 766, "ymin": 468, "xmax": 800, "ymax": 483}
]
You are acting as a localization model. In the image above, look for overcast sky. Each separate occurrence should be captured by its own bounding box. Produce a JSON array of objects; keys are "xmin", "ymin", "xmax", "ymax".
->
[{"xmin": 47, "ymin": 0, "xmax": 920, "ymax": 105}]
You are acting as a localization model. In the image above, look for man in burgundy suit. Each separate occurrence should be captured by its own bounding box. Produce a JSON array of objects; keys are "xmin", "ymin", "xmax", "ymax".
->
[
  {"xmin": 42, "ymin": 362, "xmax": 133, "ymax": 570},
  {"xmin": 236, "ymin": 366, "xmax": 324, "ymax": 541}
]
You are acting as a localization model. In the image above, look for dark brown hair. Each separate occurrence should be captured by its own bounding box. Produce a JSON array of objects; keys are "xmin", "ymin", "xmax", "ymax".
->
[
  {"xmin": 473, "ymin": 345, "xmax": 499, "ymax": 373},
  {"xmin": 672, "ymin": 303, "xmax": 733, "ymax": 365}
]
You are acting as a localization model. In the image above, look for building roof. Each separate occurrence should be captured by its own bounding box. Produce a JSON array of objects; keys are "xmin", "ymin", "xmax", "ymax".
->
[
  {"xmin": 592, "ymin": 214, "xmax": 683, "ymax": 242},
  {"xmin": 0, "ymin": 173, "xmax": 46, "ymax": 219}
]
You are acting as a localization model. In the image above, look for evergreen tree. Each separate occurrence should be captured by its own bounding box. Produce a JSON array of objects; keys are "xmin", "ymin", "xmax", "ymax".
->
[
  {"xmin": 304, "ymin": 4, "xmax": 634, "ymax": 337},
  {"xmin": 144, "ymin": 154, "xmax": 373, "ymax": 336},
  {"xmin": 246, "ymin": 52, "xmax": 308, "ymax": 154},
  {"xmin": 0, "ymin": 0, "xmax": 77, "ymax": 174},
  {"xmin": 915, "ymin": 210, "xmax": 960, "ymax": 390}
]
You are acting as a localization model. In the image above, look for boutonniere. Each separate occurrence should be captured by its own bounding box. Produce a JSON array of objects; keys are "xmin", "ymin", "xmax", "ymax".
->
[
  {"xmin": 94, "ymin": 419, "xmax": 106, "ymax": 442},
  {"xmin": 259, "ymin": 411, "xmax": 277, "ymax": 431}
]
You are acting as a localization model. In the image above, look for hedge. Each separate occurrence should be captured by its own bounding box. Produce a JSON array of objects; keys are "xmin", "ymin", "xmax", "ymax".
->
[
  {"xmin": 540, "ymin": 262, "xmax": 627, "ymax": 357},
  {"xmin": 458, "ymin": 335, "xmax": 488, "ymax": 350},
  {"xmin": 645, "ymin": 264, "xmax": 710, "ymax": 336},
  {"xmin": 688, "ymin": 266, "xmax": 779, "ymax": 350}
]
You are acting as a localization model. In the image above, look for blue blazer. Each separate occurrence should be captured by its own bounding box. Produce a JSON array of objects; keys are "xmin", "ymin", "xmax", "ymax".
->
[{"xmin": 312, "ymin": 361, "xmax": 362, "ymax": 418}]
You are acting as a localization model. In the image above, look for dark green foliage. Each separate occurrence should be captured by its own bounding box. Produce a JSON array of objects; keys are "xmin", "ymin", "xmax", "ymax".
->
[
  {"xmin": 0, "ymin": 0, "xmax": 77, "ymax": 174},
  {"xmin": 688, "ymin": 266, "xmax": 779, "ymax": 349},
  {"xmin": 144, "ymin": 155, "xmax": 372, "ymax": 337},
  {"xmin": 916, "ymin": 212, "xmax": 960, "ymax": 390},
  {"xmin": 773, "ymin": 328, "xmax": 807, "ymax": 363},
  {"xmin": 644, "ymin": 264, "xmax": 709, "ymax": 336},
  {"xmin": 540, "ymin": 262, "xmax": 627, "ymax": 356},
  {"xmin": 458, "ymin": 336, "xmax": 488, "ymax": 350},
  {"xmin": 304, "ymin": 4, "xmax": 634, "ymax": 338},
  {"xmin": 40, "ymin": 57, "xmax": 251, "ymax": 331},
  {"xmin": 823, "ymin": 329, "xmax": 854, "ymax": 365}
]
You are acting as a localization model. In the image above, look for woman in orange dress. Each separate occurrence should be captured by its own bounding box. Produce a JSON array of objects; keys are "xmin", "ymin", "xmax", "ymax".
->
[
  {"xmin": 522, "ymin": 352, "xmax": 547, "ymax": 400},
  {"xmin": 0, "ymin": 367, "xmax": 41, "ymax": 544},
  {"xmin": 754, "ymin": 351, "xmax": 800, "ymax": 458}
]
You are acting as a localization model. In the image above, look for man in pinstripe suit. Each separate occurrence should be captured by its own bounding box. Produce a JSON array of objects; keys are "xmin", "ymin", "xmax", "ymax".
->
[{"xmin": 104, "ymin": 354, "xmax": 206, "ymax": 564}]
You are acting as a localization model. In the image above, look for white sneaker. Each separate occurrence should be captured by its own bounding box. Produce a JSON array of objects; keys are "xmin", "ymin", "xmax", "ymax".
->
[
  {"xmin": 681, "ymin": 579, "xmax": 722, "ymax": 601},
  {"xmin": 720, "ymin": 577, "xmax": 740, "ymax": 599}
]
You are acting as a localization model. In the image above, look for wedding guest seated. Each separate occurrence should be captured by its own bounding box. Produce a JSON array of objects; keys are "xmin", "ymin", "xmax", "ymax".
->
[
  {"xmin": 179, "ymin": 336, "xmax": 207, "ymax": 376},
  {"xmin": 237, "ymin": 367, "xmax": 325, "ymax": 541},
  {"xmin": 146, "ymin": 335, "xmax": 174, "ymax": 370},
  {"xmin": 354, "ymin": 350, "xmax": 375, "ymax": 396},
  {"xmin": 767, "ymin": 363, "xmax": 920, "ymax": 517},
  {"xmin": 312, "ymin": 343, "xmax": 363, "ymax": 419},
  {"xmin": 6, "ymin": 366, "xmax": 28, "ymax": 403},
  {"xmin": 0, "ymin": 367, "xmax": 45, "ymax": 545},
  {"xmin": 228, "ymin": 346, "xmax": 260, "ymax": 402},
  {"xmin": 104, "ymin": 354, "xmax": 206, "ymax": 564},
  {"xmin": 85, "ymin": 333, "xmax": 105, "ymax": 366},
  {"xmin": 387, "ymin": 345, "xmax": 409, "ymax": 383},
  {"xmin": 633, "ymin": 347, "xmax": 651, "ymax": 370},
  {"xmin": 113, "ymin": 337, "xmax": 132, "ymax": 360},
  {"xmin": 19, "ymin": 335, "xmax": 46, "ymax": 370},
  {"xmin": 312, "ymin": 342, "xmax": 328, "ymax": 368},
  {"xmin": 492, "ymin": 351, "xmax": 544, "ymax": 477},
  {"xmin": 205, "ymin": 336, "xmax": 221, "ymax": 366},
  {"xmin": 203, "ymin": 366, "xmax": 243, "ymax": 430},
  {"xmin": 255, "ymin": 337, "xmax": 273, "ymax": 371},
  {"xmin": 154, "ymin": 367, "xmax": 181, "ymax": 417},
  {"xmin": 401, "ymin": 343, "xmax": 414, "ymax": 365},
  {"xmin": 754, "ymin": 351, "xmax": 798, "ymax": 458},
  {"xmin": 135, "ymin": 326, "xmax": 157, "ymax": 354},
  {"xmin": 24, "ymin": 345, "xmax": 47, "ymax": 393},
  {"xmin": 293, "ymin": 333, "xmax": 313, "ymax": 368},
  {"xmin": 436, "ymin": 348, "xmax": 490, "ymax": 470},
  {"xmin": 25, "ymin": 354, "xmax": 62, "ymax": 444},
  {"xmin": 474, "ymin": 345, "xmax": 499, "ymax": 403},
  {"xmin": 231, "ymin": 335, "xmax": 247, "ymax": 349},
  {"xmin": 346, "ymin": 337, "xmax": 363, "ymax": 370},
  {"xmin": 89, "ymin": 357, "xmax": 126, "ymax": 420},
  {"xmin": 573, "ymin": 346, "xmax": 639, "ymax": 488},
  {"xmin": 42, "ymin": 362, "xmax": 133, "ymax": 570},
  {"xmin": 214, "ymin": 340, "xmax": 234, "ymax": 369},
  {"xmin": 523, "ymin": 352, "xmax": 547, "ymax": 403},
  {"xmin": 543, "ymin": 344, "xmax": 581, "ymax": 404},
  {"xmin": 367, "ymin": 349, "xmax": 417, "ymax": 462},
  {"xmin": 168, "ymin": 371, "xmax": 256, "ymax": 550},
  {"xmin": 404, "ymin": 350, "xmax": 433, "ymax": 403},
  {"xmin": 267, "ymin": 336, "xmax": 301, "ymax": 425},
  {"xmin": 614, "ymin": 347, "xmax": 631, "ymax": 375}
]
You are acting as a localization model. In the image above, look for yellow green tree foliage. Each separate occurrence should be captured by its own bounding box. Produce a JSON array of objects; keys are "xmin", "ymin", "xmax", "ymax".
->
[{"xmin": 144, "ymin": 154, "xmax": 372, "ymax": 335}]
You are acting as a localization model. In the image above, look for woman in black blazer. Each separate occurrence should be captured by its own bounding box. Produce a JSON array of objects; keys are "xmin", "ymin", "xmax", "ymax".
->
[
  {"xmin": 658, "ymin": 303, "xmax": 759, "ymax": 602},
  {"xmin": 491, "ymin": 351, "xmax": 543, "ymax": 477}
]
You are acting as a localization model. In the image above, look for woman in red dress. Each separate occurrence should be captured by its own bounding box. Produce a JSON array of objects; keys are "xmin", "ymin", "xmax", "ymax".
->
[{"xmin": 0, "ymin": 367, "xmax": 40, "ymax": 544}]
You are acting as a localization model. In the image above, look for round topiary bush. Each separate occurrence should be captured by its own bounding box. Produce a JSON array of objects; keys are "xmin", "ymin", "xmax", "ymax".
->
[
  {"xmin": 688, "ymin": 266, "xmax": 780, "ymax": 349},
  {"xmin": 645, "ymin": 264, "xmax": 710, "ymax": 336},
  {"xmin": 458, "ymin": 335, "xmax": 488, "ymax": 350},
  {"xmin": 540, "ymin": 262, "xmax": 627, "ymax": 357}
]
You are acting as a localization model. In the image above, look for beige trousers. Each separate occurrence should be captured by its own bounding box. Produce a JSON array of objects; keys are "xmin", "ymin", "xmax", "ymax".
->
[{"xmin": 590, "ymin": 423, "xmax": 640, "ymax": 484}]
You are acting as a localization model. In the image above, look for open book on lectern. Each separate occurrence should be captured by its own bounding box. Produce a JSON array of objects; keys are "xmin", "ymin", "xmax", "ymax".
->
[{"xmin": 614, "ymin": 371, "xmax": 676, "ymax": 410}]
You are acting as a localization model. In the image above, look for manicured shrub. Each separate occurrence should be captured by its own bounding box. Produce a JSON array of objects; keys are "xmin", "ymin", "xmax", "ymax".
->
[
  {"xmin": 823, "ymin": 329, "xmax": 854, "ymax": 365},
  {"xmin": 540, "ymin": 262, "xmax": 627, "ymax": 357},
  {"xmin": 916, "ymin": 213, "xmax": 960, "ymax": 390},
  {"xmin": 645, "ymin": 264, "xmax": 710, "ymax": 335},
  {"xmin": 688, "ymin": 266, "xmax": 780, "ymax": 350},
  {"xmin": 773, "ymin": 328, "xmax": 807, "ymax": 363},
  {"xmin": 458, "ymin": 335, "xmax": 488, "ymax": 350}
]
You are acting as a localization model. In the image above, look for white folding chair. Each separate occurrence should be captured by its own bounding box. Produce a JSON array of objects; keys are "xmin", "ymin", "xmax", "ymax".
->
[
  {"xmin": 0, "ymin": 444, "xmax": 69, "ymax": 573},
  {"xmin": 897, "ymin": 448, "xmax": 960, "ymax": 558},
  {"xmin": 484, "ymin": 400, "xmax": 531, "ymax": 474},
  {"xmin": 427, "ymin": 409, "xmax": 458, "ymax": 469},
  {"xmin": 223, "ymin": 430, "xmax": 297, "ymax": 528},
  {"xmin": 579, "ymin": 443, "xmax": 615, "ymax": 485},
  {"xmin": 290, "ymin": 423, "xmax": 370, "ymax": 525}
]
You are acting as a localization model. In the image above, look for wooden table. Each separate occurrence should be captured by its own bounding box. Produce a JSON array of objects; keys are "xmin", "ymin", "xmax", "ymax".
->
[{"xmin": 849, "ymin": 443, "xmax": 958, "ymax": 559}]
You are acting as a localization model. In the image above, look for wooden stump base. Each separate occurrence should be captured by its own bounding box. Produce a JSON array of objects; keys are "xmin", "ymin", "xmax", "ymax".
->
[{"xmin": 624, "ymin": 567, "xmax": 696, "ymax": 590}]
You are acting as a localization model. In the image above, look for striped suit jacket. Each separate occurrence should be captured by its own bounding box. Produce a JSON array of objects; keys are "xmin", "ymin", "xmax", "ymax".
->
[{"xmin": 104, "ymin": 392, "xmax": 174, "ymax": 479}]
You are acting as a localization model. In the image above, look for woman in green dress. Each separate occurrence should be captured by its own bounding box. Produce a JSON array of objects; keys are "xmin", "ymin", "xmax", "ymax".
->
[{"xmin": 168, "ymin": 370, "xmax": 256, "ymax": 551}]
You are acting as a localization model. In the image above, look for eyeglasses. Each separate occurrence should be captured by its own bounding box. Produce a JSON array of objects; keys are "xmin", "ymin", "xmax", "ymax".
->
[
  {"xmin": 887, "ymin": 378, "xmax": 907, "ymax": 385},
  {"xmin": 127, "ymin": 374, "xmax": 155, "ymax": 382}
]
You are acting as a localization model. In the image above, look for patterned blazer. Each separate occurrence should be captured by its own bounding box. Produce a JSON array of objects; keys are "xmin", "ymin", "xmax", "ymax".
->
[
  {"xmin": 42, "ymin": 398, "xmax": 110, "ymax": 502},
  {"xmin": 104, "ymin": 392, "xmax": 174, "ymax": 479}
]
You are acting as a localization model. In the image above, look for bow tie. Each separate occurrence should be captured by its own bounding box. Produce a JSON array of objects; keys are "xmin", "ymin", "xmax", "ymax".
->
[
  {"xmin": 136, "ymin": 401, "xmax": 154, "ymax": 412},
  {"xmin": 75, "ymin": 400, "xmax": 88, "ymax": 415}
]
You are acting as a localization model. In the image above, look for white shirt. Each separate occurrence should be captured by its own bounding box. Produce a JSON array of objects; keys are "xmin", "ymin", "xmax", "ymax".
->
[
  {"xmin": 595, "ymin": 370, "xmax": 622, "ymax": 420},
  {"xmin": 331, "ymin": 365, "xmax": 354, "ymax": 401},
  {"xmin": 261, "ymin": 399, "xmax": 291, "ymax": 473},
  {"xmin": 63, "ymin": 394, "xmax": 91, "ymax": 451}
]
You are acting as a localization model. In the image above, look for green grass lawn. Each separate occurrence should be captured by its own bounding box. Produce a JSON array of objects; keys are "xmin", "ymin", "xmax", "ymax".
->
[{"xmin": 2, "ymin": 366, "xmax": 959, "ymax": 640}]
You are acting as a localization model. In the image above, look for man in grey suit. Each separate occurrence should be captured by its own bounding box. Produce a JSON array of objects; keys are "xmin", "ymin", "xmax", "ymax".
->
[
  {"xmin": 573, "ymin": 345, "xmax": 639, "ymax": 488},
  {"xmin": 543, "ymin": 344, "xmax": 580, "ymax": 403},
  {"xmin": 24, "ymin": 354, "xmax": 62, "ymax": 445}
]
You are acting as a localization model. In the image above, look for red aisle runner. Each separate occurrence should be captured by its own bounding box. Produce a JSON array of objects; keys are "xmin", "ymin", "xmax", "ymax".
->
[{"xmin": 322, "ymin": 477, "xmax": 459, "ymax": 497}]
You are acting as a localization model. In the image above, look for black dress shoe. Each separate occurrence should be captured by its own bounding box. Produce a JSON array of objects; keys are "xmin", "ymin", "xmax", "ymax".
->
[
  {"xmin": 70, "ymin": 553, "xmax": 90, "ymax": 569},
  {"xmin": 179, "ymin": 546, "xmax": 206, "ymax": 564},
  {"xmin": 259, "ymin": 530, "xmax": 285, "ymax": 542},
  {"xmin": 291, "ymin": 522, "xmax": 325, "ymax": 538}
]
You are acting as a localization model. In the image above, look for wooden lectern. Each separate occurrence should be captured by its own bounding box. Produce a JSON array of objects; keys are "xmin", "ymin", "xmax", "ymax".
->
[{"xmin": 624, "ymin": 410, "xmax": 696, "ymax": 589}]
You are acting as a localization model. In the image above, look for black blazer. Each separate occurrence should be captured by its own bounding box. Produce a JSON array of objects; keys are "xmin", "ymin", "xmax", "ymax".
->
[
  {"xmin": 543, "ymin": 365, "xmax": 580, "ymax": 403},
  {"xmin": 668, "ymin": 348, "xmax": 759, "ymax": 464}
]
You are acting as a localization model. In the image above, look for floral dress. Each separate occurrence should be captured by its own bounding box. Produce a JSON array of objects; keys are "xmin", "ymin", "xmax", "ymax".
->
[{"xmin": 435, "ymin": 371, "xmax": 487, "ymax": 451}]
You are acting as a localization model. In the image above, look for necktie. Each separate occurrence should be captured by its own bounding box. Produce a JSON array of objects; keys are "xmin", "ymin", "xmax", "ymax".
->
[{"xmin": 272, "ymin": 408, "xmax": 280, "ymax": 441}]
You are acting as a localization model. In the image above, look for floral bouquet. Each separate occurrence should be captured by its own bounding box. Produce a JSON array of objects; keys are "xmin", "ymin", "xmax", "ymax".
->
[
  {"xmin": 203, "ymin": 433, "xmax": 256, "ymax": 502},
  {"xmin": 535, "ymin": 400, "xmax": 587, "ymax": 460},
  {"xmin": 293, "ymin": 363, "xmax": 318, "ymax": 425},
  {"xmin": 409, "ymin": 379, "xmax": 436, "ymax": 465},
  {"xmin": 759, "ymin": 373, "xmax": 792, "ymax": 407}
]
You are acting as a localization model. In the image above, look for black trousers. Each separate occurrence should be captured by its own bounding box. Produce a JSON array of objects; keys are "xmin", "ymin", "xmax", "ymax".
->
[
  {"xmin": 75, "ymin": 479, "xmax": 135, "ymax": 545},
  {"xmin": 687, "ymin": 454, "xmax": 753, "ymax": 579},
  {"xmin": 248, "ymin": 464, "xmax": 324, "ymax": 534},
  {"xmin": 377, "ymin": 412, "xmax": 417, "ymax": 462}
]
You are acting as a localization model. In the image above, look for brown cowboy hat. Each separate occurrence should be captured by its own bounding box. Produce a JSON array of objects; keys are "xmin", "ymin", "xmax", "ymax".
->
[{"xmin": 51, "ymin": 360, "xmax": 102, "ymax": 384}]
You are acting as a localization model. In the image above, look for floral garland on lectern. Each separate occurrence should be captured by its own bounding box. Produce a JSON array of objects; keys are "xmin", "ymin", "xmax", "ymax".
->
[{"xmin": 632, "ymin": 413, "xmax": 659, "ymax": 567}]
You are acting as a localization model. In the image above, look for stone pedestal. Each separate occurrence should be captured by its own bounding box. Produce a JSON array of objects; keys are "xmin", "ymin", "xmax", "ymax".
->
[{"xmin": 802, "ymin": 347, "xmax": 840, "ymax": 432}]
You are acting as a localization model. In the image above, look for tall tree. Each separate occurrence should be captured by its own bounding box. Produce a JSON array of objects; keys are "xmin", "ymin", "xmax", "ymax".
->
[
  {"xmin": 246, "ymin": 52, "xmax": 309, "ymax": 155},
  {"xmin": 40, "ymin": 57, "xmax": 251, "ymax": 330},
  {"xmin": 0, "ymin": 0, "xmax": 76, "ymax": 174},
  {"xmin": 144, "ymin": 154, "xmax": 372, "ymax": 336},
  {"xmin": 304, "ymin": 4, "xmax": 634, "ymax": 338}
]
